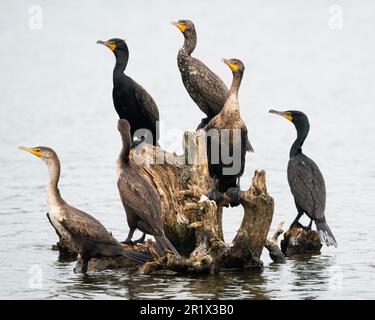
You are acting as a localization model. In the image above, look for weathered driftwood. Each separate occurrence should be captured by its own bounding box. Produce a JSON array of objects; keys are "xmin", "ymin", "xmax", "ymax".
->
[
  {"xmin": 52, "ymin": 131, "xmax": 275, "ymax": 274},
  {"xmin": 264, "ymin": 222, "xmax": 286, "ymax": 263},
  {"xmin": 280, "ymin": 223, "xmax": 322, "ymax": 256}
]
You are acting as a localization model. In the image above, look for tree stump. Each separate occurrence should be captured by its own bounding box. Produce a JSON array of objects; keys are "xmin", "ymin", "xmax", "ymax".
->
[
  {"xmin": 51, "ymin": 131, "xmax": 275, "ymax": 274},
  {"xmin": 280, "ymin": 223, "xmax": 322, "ymax": 256}
]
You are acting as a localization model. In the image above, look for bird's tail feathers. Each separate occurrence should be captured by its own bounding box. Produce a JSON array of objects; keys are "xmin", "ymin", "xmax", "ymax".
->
[
  {"xmin": 112, "ymin": 246, "xmax": 153, "ymax": 263},
  {"xmin": 316, "ymin": 221, "xmax": 338, "ymax": 248},
  {"xmin": 246, "ymin": 136, "xmax": 254, "ymax": 153},
  {"xmin": 155, "ymin": 235, "xmax": 181, "ymax": 258}
]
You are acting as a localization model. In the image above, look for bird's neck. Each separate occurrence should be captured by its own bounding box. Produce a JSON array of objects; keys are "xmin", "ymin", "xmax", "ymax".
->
[
  {"xmin": 229, "ymin": 71, "xmax": 243, "ymax": 97},
  {"xmin": 113, "ymin": 54, "xmax": 128, "ymax": 75},
  {"xmin": 221, "ymin": 72, "xmax": 242, "ymax": 114},
  {"xmin": 182, "ymin": 32, "xmax": 197, "ymax": 55},
  {"xmin": 119, "ymin": 136, "xmax": 131, "ymax": 164},
  {"xmin": 290, "ymin": 123, "xmax": 310, "ymax": 158},
  {"xmin": 46, "ymin": 159, "xmax": 64, "ymax": 207}
]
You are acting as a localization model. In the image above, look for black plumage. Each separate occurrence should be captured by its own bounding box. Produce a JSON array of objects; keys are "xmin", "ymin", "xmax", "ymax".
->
[
  {"xmin": 97, "ymin": 38, "xmax": 159, "ymax": 146},
  {"xmin": 19, "ymin": 146, "xmax": 152, "ymax": 274},
  {"xmin": 171, "ymin": 20, "xmax": 229, "ymax": 129},
  {"xmin": 205, "ymin": 59, "xmax": 253, "ymax": 206},
  {"xmin": 116, "ymin": 119, "xmax": 180, "ymax": 257},
  {"xmin": 269, "ymin": 110, "xmax": 337, "ymax": 247}
]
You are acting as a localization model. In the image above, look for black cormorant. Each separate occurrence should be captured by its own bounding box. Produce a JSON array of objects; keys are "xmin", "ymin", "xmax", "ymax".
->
[
  {"xmin": 269, "ymin": 110, "xmax": 337, "ymax": 247},
  {"xmin": 205, "ymin": 58, "xmax": 253, "ymax": 206},
  {"xmin": 97, "ymin": 38, "xmax": 159, "ymax": 146},
  {"xmin": 116, "ymin": 119, "xmax": 180, "ymax": 257},
  {"xmin": 18, "ymin": 146, "xmax": 152, "ymax": 274},
  {"xmin": 171, "ymin": 20, "xmax": 229, "ymax": 129}
]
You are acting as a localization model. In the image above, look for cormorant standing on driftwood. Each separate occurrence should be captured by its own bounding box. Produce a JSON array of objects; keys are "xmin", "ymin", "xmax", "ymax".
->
[
  {"xmin": 116, "ymin": 119, "xmax": 180, "ymax": 257},
  {"xmin": 205, "ymin": 58, "xmax": 253, "ymax": 206},
  {"xmin": 97, "ymin": 38, "xmax": 159, "ymax": 146},
  {"xmin": 171, "ymin": 20, "xmax": 229, "ymax": 130},
  {"xmin": 269, "ymin": 110, "xmax": 337, "ymax": 247},
  {"xmin": 18, "ymin": 146, "xmax": 152, "ymax": 274}
]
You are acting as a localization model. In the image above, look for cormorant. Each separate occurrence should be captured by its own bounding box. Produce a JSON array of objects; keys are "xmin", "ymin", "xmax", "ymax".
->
[
  {"xmin": 205, "ymin": 58, "xmax": 253, "ymax": 206},
  {"xmin": 18, "ymin": 146, "xmax": 152, "ymax": 274},
  {"xmin": 269, "ymin": 110, "xmax": 337, "ymax": 247},
  {"xmin": 171, "ymin": 20, "xmax": 229, "ymax": 129},
  {"xmin": 97, "ymin": 38, "xmax": 159, "ymax": 146},
  {"xmin": 116, "ymin": 119, "xmax": 180, "ymax": 257}
]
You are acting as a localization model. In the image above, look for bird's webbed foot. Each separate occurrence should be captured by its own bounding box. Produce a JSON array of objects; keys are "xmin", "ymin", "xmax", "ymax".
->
[
  {"xmin": 207, "ymin": 189, "xmax": 224, "ymax": 205},
  {"xmin": 132, "ymin": 233, "xmax": 146, "ymax": 245},
  {"xmin": 130, "ymin": 139, "xmax": 145, "ymax": 149},
  {"xmin": 196, "ymin": 117, "xmax": 210, "ymax": 131},
  {"xmin": 226, "ymin": 186, "xmax": 241, "ymax": 207},
  {"xmin": 289, "ymin": 222, "xmax": 297, "ymax": 229},
  {"xmin": 122, "ymin": 228, "xmax": 136, "ymax": 246},
  {"xmin": 289, "ymin": 221, "xmax": 304, "ymax": 230},
  {"xmin": 289, "ymin": 212, "xmax": 303, "ymax": 229},
  {"xmin": 121, "ymin": 239, "xmax": 134, "ymax": 246}
]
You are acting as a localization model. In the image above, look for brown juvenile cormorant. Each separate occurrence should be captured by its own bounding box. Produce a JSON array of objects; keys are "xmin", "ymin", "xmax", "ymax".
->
[
  {"xmin": 171, "ymin": 20, "xmax": 229, "ymax": 129},
  {"xmin": 116, "ymin": 119, "xmax": 180, "ymax": 257},
  {"xmin": 97, "ymin": 38, "xmax": 159, "ymax": 146},
  {"xmin": 19, "ymin": 146, "xmax": 152, "ymax": 274},
  {"xmin": 269, "ymin": 110, "xmax": 337, "ymax": 247},
  {"xmin": 205, "ymin": 58, "xmax": 253, "ymax": 206}
]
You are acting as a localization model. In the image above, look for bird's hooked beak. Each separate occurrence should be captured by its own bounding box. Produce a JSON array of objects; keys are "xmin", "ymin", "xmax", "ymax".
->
[
  {"xmin": 171, "ymin": 21, "xmax": 187, "ymax": 33},
  {"xmin": 18, "ymin": 146, "xmax": 42, "ymax": 158},
  {"xmin": 269, "ymin": 109, "xmax": 293, "ymax": 121},
  {"xmin": 222, "ymin": 58, "xmax": 238, "ymax": 71},
  {"xmin": 97, "ymin": 40, "xmax": 117, "ymax": 52}
]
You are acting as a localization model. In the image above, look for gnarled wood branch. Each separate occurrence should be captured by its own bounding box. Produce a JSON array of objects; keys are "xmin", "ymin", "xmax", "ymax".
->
[
  {"xmin": 264, "ymin": 222, "xmax": 286, "ymax": 263},
  {"xmin": 52, "ymin": 131, "xmax": 275, "ymax": 274}
]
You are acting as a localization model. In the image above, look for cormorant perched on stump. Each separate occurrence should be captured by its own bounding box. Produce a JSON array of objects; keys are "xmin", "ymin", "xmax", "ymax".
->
[
  {"xmin": 97, "ymin": 38, "xmax": 159, "ymax": 146},
  {"xmin": 205, "ymin": 58, "xmax": 253, "ymax": 206},
  {"xmin": 269, "ymin": 109, "xmax": 337, "ymax": 247},
  {"xmin": 18, "ymin": 146, "xmax": 152, "ymax": 274},
  {"xmin": 116, "ymin": 119, "xmax": 180, "ymax": 257},
  {"xmin": 171, "ymin": 20, "xmax": 229, "ymax": 130}
]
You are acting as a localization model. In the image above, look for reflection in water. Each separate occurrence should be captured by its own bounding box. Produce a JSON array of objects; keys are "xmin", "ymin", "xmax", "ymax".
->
[
  {"xmin": 52, "ymin": 258, "xmax": 340, "ymax": 300},
  {"xmin": 288, "ymin": 255, "xmax": 335, "ymax": 300},
  {"xmin": 54, "ymin": 267, "xmax": 272, "ymax": 300},
  {"xmin": 46, "ymin": 253, "xmax": 341, "ymax": 299}
]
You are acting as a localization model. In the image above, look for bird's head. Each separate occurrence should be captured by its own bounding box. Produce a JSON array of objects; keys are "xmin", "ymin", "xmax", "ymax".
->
[
  {"xmin": 97, "ymin": 38, "xmax": 128, "ymax": 57},
  {"xmin": 269, "ymin": 110, "xmax": 309, "ymax": 129},
  {"xmin": 18, "ymin": 146, "xmax": 58, "ymax": 165},
  {"xmin": 171, "ymin": 19, "xmax": 196, "ymax": 37},
  {"xmin": 222, "ymin": 58, "xmax": 245, "ymax": 74}
]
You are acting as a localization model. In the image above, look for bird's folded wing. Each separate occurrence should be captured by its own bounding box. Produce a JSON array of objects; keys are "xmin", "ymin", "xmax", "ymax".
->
[
  {"xmin": 118, "ymin": 174, "xmax": 161, "ymax": 225},
  {"xmin": 60, "ymin": 207, "xmax": 116, "ymax": 244},
  {"xmin": 187, "ymin": 59, "xmax": 229, "ymax": 110},
  {"xmin": 288, "ymin": 157, "xmax": 325, "ymax": 219},
  {"xmin": 134, "ymin": 84, "xmax": 159, "ymax": 133},
  {"xmin": 242, "ymin": 125, "xmax": 254, "ymax": 153}
]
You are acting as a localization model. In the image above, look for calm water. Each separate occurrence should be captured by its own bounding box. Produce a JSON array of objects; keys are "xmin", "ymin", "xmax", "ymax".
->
[{"xmin": 1, "ymin": 0, "xmax": 375, "ymax": 299}]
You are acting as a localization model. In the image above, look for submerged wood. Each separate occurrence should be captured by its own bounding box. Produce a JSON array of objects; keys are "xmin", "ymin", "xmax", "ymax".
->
[{"xmin": 51, "ymin": 131, "xmax": 275, "ymax": 274}]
